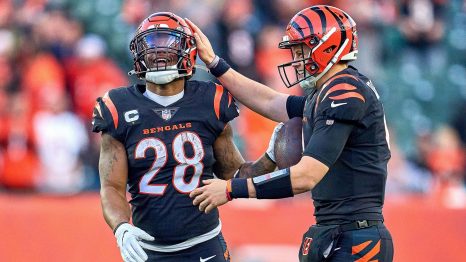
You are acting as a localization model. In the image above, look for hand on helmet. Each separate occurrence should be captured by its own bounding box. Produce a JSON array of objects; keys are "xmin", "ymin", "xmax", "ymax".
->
[{"xmin": 185, "ymin": 19, "xmax": 216, "ymax": 66}]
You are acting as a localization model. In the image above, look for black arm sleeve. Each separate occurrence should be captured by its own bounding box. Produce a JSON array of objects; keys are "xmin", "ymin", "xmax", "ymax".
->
[
  {"xmin": 303, "ymin": 119, "xmax": 354, "ymax": 167},
  {"xmin": 286, "ymin": 95, "xmax": 306, "ymax": 119}
]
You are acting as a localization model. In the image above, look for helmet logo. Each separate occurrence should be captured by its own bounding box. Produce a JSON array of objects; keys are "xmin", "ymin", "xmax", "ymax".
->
[{"xmin": 148, "ymin": 24, "xmax": 169, "ymax": 29}]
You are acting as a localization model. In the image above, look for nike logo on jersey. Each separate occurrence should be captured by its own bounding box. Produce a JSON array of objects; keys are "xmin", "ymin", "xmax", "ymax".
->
[
  {"xmin": 200, "ymin": 255, "xmax": 216, "ymax": 262},
  {"xmin": 330, "ymin": 101, "xmax": 347, "ymax": 108}
]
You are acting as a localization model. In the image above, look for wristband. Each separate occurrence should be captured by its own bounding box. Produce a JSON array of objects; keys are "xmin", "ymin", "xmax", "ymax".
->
[
  {"xmin": 209, "ymin": 57, "xmax": 231, "ymax": 77},
  {"xmin": 252, "ymin": 168, "xmax": 294, "ymax": 199},
  {"xmin": 113, "ymin": 222, "xmax": 129, "ymax": 235},
  {"xmin": 230, "ymin": 178, "xmax": 249, "ymax": 199}
]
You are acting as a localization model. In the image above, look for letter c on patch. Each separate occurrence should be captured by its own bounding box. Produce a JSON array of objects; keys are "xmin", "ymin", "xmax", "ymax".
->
[{"xmin": 125, "ymin": 110, "xmax": 139, "ymax": 122}]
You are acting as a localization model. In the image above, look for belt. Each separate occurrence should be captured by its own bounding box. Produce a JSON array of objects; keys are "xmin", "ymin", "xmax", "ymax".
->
[{"xmin": 339, "ymin": 220, "xmax": 382, "ymax": 232}]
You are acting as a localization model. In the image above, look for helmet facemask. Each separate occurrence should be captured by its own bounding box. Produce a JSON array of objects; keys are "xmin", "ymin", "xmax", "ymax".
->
[
  {"xmin": 130, "ymin": 28, "xmax": 195, "ymax": 84},
  {"xmin": 278, "ymin": 36, "xmax": 320, "ymax": 90}
]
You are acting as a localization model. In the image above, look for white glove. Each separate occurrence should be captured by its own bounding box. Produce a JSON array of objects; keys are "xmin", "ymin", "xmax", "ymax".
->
[
  {"xmin": 265, "ymin": 122, "xmax": 284, "ymax": 163},
  {"xmin": 114, "ymin": 223, "xmax": 154, "ymax": 262}
]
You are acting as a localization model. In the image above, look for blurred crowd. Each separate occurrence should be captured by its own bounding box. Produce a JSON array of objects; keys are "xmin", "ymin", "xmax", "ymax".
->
[{"xmin": 0, "ymin": 0, "xmax": 464, "ymax": 206}]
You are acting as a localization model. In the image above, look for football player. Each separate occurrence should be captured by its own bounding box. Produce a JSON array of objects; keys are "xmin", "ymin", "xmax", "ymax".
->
[
  {"xmin": 188, "ymin": 5, "xmax": 394, "ymax": 262},
  {"xmin": 92, "ymin": 12, "xmax": 279, "ymax": 262}
]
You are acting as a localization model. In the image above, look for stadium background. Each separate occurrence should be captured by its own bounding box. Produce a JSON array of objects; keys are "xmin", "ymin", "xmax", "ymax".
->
[{"xmin": 0, "ymin": 0, "xmax": 465, "ymax": 261}]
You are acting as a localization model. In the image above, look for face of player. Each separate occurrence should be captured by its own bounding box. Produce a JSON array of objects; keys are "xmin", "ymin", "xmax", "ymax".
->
[
  {"xmin": 140, "ymin": 31, "xmax": 183, "ymax": 70},
  {"xmin": 291, "ymin": 44, "xmax": 312, "ymax": 79}
]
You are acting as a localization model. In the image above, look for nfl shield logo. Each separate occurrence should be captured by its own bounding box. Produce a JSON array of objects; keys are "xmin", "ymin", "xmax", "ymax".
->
[
  {"xmin": 161, "ymin": 109, "xmax": 171, "ymax": 120},
  {"xmin": 154, "ymin": 107, "xmax": 179, "ymax": 121}
]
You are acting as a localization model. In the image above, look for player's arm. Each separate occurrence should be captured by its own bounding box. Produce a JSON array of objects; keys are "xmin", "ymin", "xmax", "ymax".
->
[
  {"xmin": 213, "ymin": 124, "xmax": 277, "ymax": 180},
  {"xmin": 99, "ymin": 133, "xmax": 130, "ymax": 230},
  {"xmin": 94, "ymin": 91, "xmax": 154, "ymax": 262},
  {"xmin": 99, "ymin": 133, "xmax": 154, "ymax": 262},
  {"xmin": 191, "ymin": 119, "xmax": 354, "ymax": 213},
  {"xmin": 186, "ymin": 18, "xmax": 290, "ymax": 122}
]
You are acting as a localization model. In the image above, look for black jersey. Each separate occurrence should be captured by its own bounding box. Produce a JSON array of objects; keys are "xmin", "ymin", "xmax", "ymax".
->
[
  {"xmin": 288, "ymin": 66, "xmax": 391, "ymax": 224},
  {"xmin": 92, "ymin": 80, "xmax": 239, "ymax": 244}
]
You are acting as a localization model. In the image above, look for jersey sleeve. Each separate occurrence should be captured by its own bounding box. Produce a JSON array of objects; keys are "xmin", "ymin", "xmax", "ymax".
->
[
  {"xmin": 303, "ymin": 118, "xmax": 354, "ymax": 167},
  {"xmin": 91, "ymin": 91, "xmax": 125, "ymax": 142},
  {"xmin": 315, "ymin": 80, "xmax": 367, "ymax": 123},
  {"xmin": 213, "ymin": 83, "xmax": 239, "ymax": 123}
]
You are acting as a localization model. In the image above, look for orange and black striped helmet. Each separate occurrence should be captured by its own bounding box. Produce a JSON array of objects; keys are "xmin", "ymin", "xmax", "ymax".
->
[
  {"xmin": 129, "ymin": 12, "xmax": 197, "ymax": 80},
  {"xmin": 278, "ymin": 5, "xmax": 358, "ymax": 89}
]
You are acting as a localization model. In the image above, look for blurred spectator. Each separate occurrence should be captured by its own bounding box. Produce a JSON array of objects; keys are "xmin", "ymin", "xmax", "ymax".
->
[
  {"xmin": 21, "ymin": 51, "xmax": 66, "ymax": 113},
  {"xmin": 398, "ymin": 0, "xmax": 447, "ymax": 75},
  {"xmin": 426, "ymin": 126, "xmax": 466, "ymax": 208},
  {"xmin": 387, "ymin": 132, "xmax": 432, "ymax": 195},
  {"xmin": 337, "ymin": 0, "xmax": 397, "ymax": 77},
  {"xmin": 427, "ymin": 126, "xmax": 465, "ymax": 185},
  {"xmin": 121, "ymin": 0, "xmax": 151, "ymax": 26},
  {"xmin": 0, "ymin": 93, "xmax": 40, "ymax": 190},
  {"xmin": 255, "ymin": 0, "xmax": 310, "ymax": 26},
  {"xmin": 218, "ymin": 0, "xmax": 259, "ymax": 78},
  {"xmin": 33, "ymin": 89, "xmax": 89, "ymax": 194},
  {"xmin": 65, "ymin": 34, "xmax": 128, "ymax": 122}
]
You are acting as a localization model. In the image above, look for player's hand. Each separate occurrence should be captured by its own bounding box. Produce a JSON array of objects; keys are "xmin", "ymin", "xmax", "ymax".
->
[
  {"xmin": 114, "ymin": 223, "xmax": 154, "ymax": 262},
  {"xmin": 265, "ymin": 122, "xmax": 284, "ymax": 163},
  {"xmin": 190, "ymin": 179, "xmax": 229, "ymax": 213},
  {"xmin": 185, "ymin": 18, "xmax": 216, "ymax": 65}
]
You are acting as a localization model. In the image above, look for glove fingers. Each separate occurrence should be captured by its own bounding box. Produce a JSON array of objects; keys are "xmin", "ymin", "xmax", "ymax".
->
[
  {"xmin": 122, "ymin": 248, "xmax": 137, "ymax": 262},
  {"xmin": 130, "ymin": 240, "xmax": 148, "ymax": 262},
  {"xmin": 134, "ymin": 228, "xmax": 155, "ymax": 241},
  {"xmin": 126, "ymin": 240, "xmax": 143, "ymax": 262}
]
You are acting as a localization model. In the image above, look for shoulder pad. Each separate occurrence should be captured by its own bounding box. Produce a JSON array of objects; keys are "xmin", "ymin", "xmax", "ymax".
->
[{"xmin": 315, "ymin": 75, "xmax": 366, "ymax": 122}]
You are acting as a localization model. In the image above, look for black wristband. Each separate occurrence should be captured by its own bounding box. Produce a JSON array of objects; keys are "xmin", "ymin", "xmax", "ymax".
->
[
  {"xmin": 230, "ymin": 178, "xmax": 249, "ymax": 198},
  {"xmin": 252, "ymin": 168, "xmax": 294, "ymax": 199},
  {"xmin": 113, "ymin": 222, "xmax": 128, "ymax": 235},
  {"xmin": 209, "ymin": 58, "xmax": 231, "ymax": 77}
]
